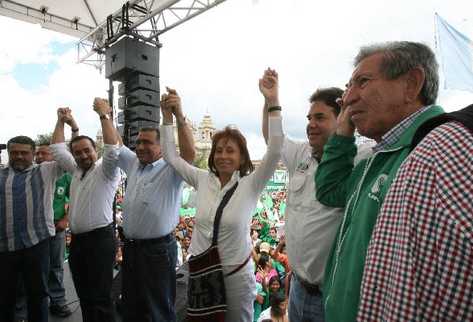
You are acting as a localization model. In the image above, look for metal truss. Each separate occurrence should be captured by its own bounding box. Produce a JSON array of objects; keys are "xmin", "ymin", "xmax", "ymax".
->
[
  {"xmin": 77, "ymin": 0, "xmax": 227, "ymax": 69},
  {"xmin": 0, "ymin": 0, "xmax": 94, "ymax": 38}
]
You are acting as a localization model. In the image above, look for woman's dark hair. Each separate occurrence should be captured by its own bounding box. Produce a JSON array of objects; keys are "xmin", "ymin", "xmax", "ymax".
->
[
  {"xmin": 258, "ymin": 253, "xmax": 270, "ymax": 269},
  {"xmin": 270, "ymin": 292, "xmax": 286, "ymax": 317},
  {"xmin": 208, "ymin": 126, "xmax": 254, "ymax": 177}
]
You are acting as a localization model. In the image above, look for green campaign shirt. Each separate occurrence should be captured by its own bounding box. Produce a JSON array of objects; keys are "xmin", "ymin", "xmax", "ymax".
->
[{"xmin": 53, "ymin": 173, "xmax": 72, "ymax": 221}]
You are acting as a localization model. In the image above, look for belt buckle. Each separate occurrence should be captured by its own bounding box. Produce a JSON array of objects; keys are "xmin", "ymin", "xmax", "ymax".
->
[
  {"xmin": 298, "ymin": 275, "xmax": 319, "ymax": 294},
  {"xmin": 307, "ymin": 283, "xmax": 319, "ymax": 294}
]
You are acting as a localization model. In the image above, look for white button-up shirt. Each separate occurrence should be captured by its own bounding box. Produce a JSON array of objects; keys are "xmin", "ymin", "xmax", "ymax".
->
[
  {"xmin": 50, "ymin": 143, "xmax": 120, "ymax": 234},
  {"xmin": 118, "ymin": 145, "xmax": 183, "ymax": 239},
  {"xmin": 283, "ymin": 138, "xmax": 373, "ymax": 284},
  {"xmin": 161, "ymin": 117, "xmax": 283, "ymax": 266}
]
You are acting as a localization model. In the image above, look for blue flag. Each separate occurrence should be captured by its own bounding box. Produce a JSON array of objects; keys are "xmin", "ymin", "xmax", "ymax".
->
[{"xmin": 435, "ymin": 13, "xmax": 473, "ymax": 92}]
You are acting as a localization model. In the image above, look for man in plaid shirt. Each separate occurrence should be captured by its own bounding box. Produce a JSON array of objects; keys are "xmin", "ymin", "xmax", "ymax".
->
[{"xmin": 358, "ymin": 106, "xmax": 473, "ymax": 321}]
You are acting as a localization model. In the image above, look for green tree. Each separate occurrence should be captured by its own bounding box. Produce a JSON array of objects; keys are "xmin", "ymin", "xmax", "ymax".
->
[
  {"xmin": 36, "ymin": 133, "xmax": 53, "ymax": 145},
  {"xmin": 193, "ymin": 151, "xmax": 209, "ymax": 170}
]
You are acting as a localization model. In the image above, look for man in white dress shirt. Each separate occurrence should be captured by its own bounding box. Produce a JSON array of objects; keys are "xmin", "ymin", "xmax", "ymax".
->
[
  {"xmin": 50, "ymin": 100, "xmax": 120, "ymax": 322},
  {"xmin": 260, "ymin": 69, "xmax": 371, "ymax": 322}
]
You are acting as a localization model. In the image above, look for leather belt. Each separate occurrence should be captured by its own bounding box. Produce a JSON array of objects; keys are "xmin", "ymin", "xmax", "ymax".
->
[
  {"xmin": 295, "ymin": 273, "xmax": 321, "ymax": 295},
  {"xmin": 124, "ymin": 232, "xmax": 174, "ymax": 247}
]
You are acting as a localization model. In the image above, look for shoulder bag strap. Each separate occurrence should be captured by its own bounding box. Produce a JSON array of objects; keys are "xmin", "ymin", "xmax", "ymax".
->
[{"xmin": 211, "ymin": 182, "xmax": 239, "ymax": 246}]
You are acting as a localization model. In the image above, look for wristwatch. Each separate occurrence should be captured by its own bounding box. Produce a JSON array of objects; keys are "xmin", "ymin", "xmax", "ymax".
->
[{"xmin": 100, "ymin": 114, "xmax": 111, "ymax": 120}]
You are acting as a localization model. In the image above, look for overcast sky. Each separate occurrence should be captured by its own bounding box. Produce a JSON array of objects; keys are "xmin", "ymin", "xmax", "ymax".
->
[{"xmin": 1, "ymin": 0, "xmax": 473, "ymax": 163}]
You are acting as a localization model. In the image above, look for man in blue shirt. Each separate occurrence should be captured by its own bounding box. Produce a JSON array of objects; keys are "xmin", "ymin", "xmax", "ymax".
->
[{"xmin": 101, "ymin": 89, "xmax": 195, "ymax": 322}]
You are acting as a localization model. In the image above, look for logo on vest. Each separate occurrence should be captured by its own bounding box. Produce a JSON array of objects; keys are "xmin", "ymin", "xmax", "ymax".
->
[
  {"xmin": 368, "ymin": 174, "xmax": 388, "ymax": 203},
  {"xmin": 57, "ymin": 187, "xmax": 65, "ymax": 196}
]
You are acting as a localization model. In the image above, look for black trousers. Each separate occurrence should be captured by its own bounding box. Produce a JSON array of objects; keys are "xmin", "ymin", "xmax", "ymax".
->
[
  {"xmin": 0, "ymin": 239, "xmax": 49, "ymax": 322},
  {"xmin": 15, "ymin": 229, "xmax": 68, "ymax": 319},
  {"xmin": 69, "ymin": 224, "xmax": 116, "ymax": 322}
]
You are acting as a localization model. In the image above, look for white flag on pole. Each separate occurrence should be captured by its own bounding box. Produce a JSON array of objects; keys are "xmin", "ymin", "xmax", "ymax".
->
[{"xmin": 435, "ymin": 13, "xmax": 473, "ymax": 92}]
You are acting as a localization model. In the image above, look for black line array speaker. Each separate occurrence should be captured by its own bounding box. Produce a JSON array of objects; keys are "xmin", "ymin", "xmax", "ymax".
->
[
  {"xmin": 118, "ymin": 74, "xmax": 158, "ymax": 94},
  {"xmin": 105, "ymin": 37, "xmax": 159, "ymax": 81},
  {"xmin": 117, "ymin": 105, "xmax": 160, "ymax": 123},
  {"xmin": 105, "ymin": 36, "xmax": 161, "ymax": 149},
  {"xmin": 117, "ymin": 89, "xmax": 160, "ymax": 109}
]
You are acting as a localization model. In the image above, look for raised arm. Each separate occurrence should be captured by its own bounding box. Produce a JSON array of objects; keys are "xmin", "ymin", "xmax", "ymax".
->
[
  {"xmin": 160, "ymin": 88, "xmax": 202, "ymax": 188},
  {"xmin": 314, "ymin": 95, "xmax": 358, "ymax": 207},
  {"xmin": 51, "ymin": 107, "xmax": 79, "ymax": 141},
  {"xmin": 92, "ymin": 98, "xmax": 119, "ymax": 180},
  {"xmin": 164, "ymin": 87, "xmax": 195, "ymax": 163},
  {"xmin": 50, "ymin": 108, "xmax": 77, "ymax": 174},
  {"xmin": 273, "ymin": 235, "xmax": 285, "ymax": 258},
  {"xmin": 250, "ymin": 69, "xmax": 284, "ymax": 193},
  {"xmin": 93, "ymin": 98, "xmax": 118, "ymax": 145},
  {"xmin": 52, "ymin": 107, "xmax": 68, "ymax": 144},
  {"xmin": 67, "ymin": 114, "xmax": 80, "ymax": 140},
  {"xmin": 260, "ymin": 68, "xmax": 281, "ymax": 144}
]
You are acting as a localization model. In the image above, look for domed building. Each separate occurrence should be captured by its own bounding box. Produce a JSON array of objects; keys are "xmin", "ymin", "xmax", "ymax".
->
[
  {"xmin": 96, "ymin": 129, "xmax": 104, "ymax": 149},
  {"xmin": 195, "ymin": 113, "xmax": 215, "ymax": 160},
  {"xmin": 170, "ymin": 112, "xmax": 216, "ymax": 169}
]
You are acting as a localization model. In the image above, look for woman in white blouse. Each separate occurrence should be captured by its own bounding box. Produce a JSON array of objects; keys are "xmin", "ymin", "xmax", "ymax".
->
[{"xmin": 160, "ymin": 75, "xmax": 283, "ymax": 322}]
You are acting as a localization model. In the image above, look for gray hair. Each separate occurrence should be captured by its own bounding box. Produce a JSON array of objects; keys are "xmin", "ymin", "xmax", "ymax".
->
[{"xmin": 355, "ymin": 41, "xmax": 439, "ymax": 106}]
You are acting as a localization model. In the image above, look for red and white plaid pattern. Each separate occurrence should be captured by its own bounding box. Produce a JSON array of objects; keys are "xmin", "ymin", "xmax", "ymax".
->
[{"xmin": 358, "ymin": 122, "xmax": 473, "ymax": 322}]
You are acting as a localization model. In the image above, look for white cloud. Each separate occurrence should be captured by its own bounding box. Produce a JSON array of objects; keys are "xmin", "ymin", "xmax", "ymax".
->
[
  {"xmin": 0, "ymin": 24, "xmax": 108, "ymax": 162},
  {"xmin": 0, "ymin": 16, "xmax": 73, "ymax": 72}
]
